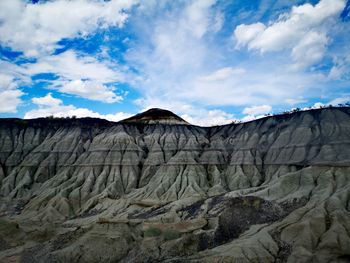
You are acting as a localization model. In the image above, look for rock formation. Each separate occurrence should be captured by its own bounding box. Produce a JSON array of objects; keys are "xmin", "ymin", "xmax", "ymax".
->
[{"xmin": 0, "ymin": 107, "xmax": 350, "ymax": 262}]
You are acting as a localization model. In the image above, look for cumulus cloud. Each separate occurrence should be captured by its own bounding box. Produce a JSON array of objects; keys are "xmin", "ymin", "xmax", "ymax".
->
[
  {"xmin": 24, "ymin": 50, "xmax": 124, "ymax": 103},
  {"xmin": 0, "ymin": 89, "xmax": 24, "ymax": 113},
  {"xmin": 234, "ymin": 23, "xmax": 266, "ymax": 49},
  {"xmin": 1, "ymin": 0, "xmax": 348, "ymax": 124},
  {"xmin": 311, "ymin": 102, "xmax": 325, "ymax": 108},
  {"xmin": 0, "ymin": 73, "xmax": 24, "ymax": 113},
  {"xmin": 25, "ymin": 93, "xmax": 132, "ymax": 121},
  {"xmin": 32, "ymin": 93, "xmax": 61, "ymax": 107},
  {"xmin": 0, "ymin": 74, "xmax": 16, "ymax": 89},
  {"xmin": 0, "ymin": 50, "xmax": 125, "ymax": 107},
  {"xmin": 234, "ymin": 0, "xmax": 346, "ymax": 69},
  {"xmin": 0, "ymin": 0, "xmax": 137, "ymax": 56},
  {"xmin": 0, "ymin": 0, "xmax": 134, "ymax": 107},
  {"xmin": 59, "ymin": 80, "xmax": 122, "ymax": 103},
  {"xmin": 241, "ymin": 104, "xmax": 272, "ymax": 123}
]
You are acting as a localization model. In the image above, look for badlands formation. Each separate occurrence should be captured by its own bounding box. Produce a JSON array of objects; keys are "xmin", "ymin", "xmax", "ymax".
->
[{"xmin": 0, "ymin": 107, "xmax": 350, "ymax": 262}]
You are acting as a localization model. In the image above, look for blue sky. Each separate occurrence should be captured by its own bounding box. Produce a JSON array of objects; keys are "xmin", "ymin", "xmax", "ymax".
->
[{"xmin": 0, "ymin": 0, "xmax": 349, "ymax": 126}]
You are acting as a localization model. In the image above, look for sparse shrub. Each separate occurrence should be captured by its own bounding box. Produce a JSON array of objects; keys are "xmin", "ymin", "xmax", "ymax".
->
[
  {"xmin": 163, "ymin": 229, "xmax": 181, "ymax": 241},
  {"xmin": 231, "ymin": 120, "xmax": 242, "ymax": 124},
  {"xmin": 241, "ymin": 198, "xmax": 261, "ymax": 209},
  {"xmin": 252, "ymin": 199, "xmax": 261, "ymax": 209},
  {"xmin": 144, "ymin": 226, "xmax": 162, "ymax": 237},
  {"xmin": 242, "ymin": 199, "xmax": 250, "ymax": 207}
]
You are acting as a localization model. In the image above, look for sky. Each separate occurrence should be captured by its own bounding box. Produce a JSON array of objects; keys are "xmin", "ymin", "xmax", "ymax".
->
[{"xmin": 0, "ymin": 0, "xmax": 349, "ymax": 126}]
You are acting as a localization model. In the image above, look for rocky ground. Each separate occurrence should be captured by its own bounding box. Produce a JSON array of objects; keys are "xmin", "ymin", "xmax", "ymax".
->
[{"xmin": 0, "ymin": 107, "xmax": 350, "ymax": 262}]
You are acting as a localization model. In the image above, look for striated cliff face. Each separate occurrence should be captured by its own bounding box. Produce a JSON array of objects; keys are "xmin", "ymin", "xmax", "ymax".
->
[{"xmin": 0, "ymin": 107, "xmax": 350, "ymax": 262}]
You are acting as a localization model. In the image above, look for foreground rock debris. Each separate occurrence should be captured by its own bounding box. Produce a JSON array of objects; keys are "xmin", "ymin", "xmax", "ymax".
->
[{"xmin": 0, "ymin": 107, "xmax": 350, "ymax": 262}]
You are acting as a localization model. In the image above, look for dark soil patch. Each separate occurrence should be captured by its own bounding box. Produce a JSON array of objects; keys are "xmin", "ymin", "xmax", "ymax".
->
[
  {"xmin": 178, "ymin": 200, "xmax": 205, "ymax": 220},
  {"xmin": 128, "ymin": 206, "xmax": 171, "ymax": 219},
  {"xmin": 51, "ymin": 227, "xmax": 86, "ymax": 251},
  {"xmin": 270, "ymin": 229, "xmax": 292, "ymax": 263},
  {"xmin": 197, "ymin": 196, "xmax": 305, "ymax": 251}
]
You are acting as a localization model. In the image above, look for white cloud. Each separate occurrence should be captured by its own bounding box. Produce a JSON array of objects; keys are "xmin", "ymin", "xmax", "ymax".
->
[
  {"xmin": 127, "ymin": 0, "xmax": 324, "ymax": 111},
  {"xmin": 185, "ymin": 69, "xmax": 317, "ymax": 106},
  {"xmin": 328, "ymin": 54, "xmax": 350, "ymax": 80},
  {"xmin": 0, "ymin": 74, "xmax": 14, "ymax": 88},
  {"xmin": 24, "ymin": 50, "xmax": 124, "ymax": 103},
  {"xmin": 0, "ymin": 73, "xmax": 24, "ymax": 113},
  {"xmin": 290, "ymin": 32, "xmax": 328, "ymax": 70},
  {"xmin": 312, "ymin": 102, "xmax": 324, "ymax": 108},
  {"xmin": 26, "ymin": 51, "xmax": 122, "ymax": 83},
  {"xmin": 1, "ymin": 50, "xmax": 126, "ymax": 105},
  {"xmin": 0, "ymin": 60, "xmax": 31, "ymax": 85},
  {"xmin": 285, "ymin": 97, "xmax": 307, "ymax": 105},
  {"xmin": 328, "ymin": 97, "xmax": 350, "ymax": 105},
  {"xmin": 25, "ymin": 93, "xmax": 132, "ymax": 121},
  {"xmin": 0, "ymin": 0, "xmax": 138, "ymax": 56},
  {"xmin": 0, "ymin": 89, "xmax": 24, "ymax": 113},
  {"xmin": 243, "ymin": 105, "xmax": 272, "ymax": 115},
  {"xmin": 59, "ymin": 80, "xmax": 122, "ymax": 103},
  {"xmin": 184, "ymin": 0, "xmax": 217, "ymax": 38},
  {"xmin": 181, "ymin": 109, "xmax": 235, "ymax": 126},
  {"xmin": 240, "ymin": 114, "xmax": 266, "ymax": 123},
  {"xmin": 234, "ymin": 0, "xmax": 346, "ymax": 69},
  {"xmin": 0, "ymin": 1, "xmax": 134, "ymax": 106},
  {"xmin": 329, "ymin": 66, "xmax": 345, "ymax": 80},
  {"xmin": 234, "ymin": 23, "xmax": 266, "ymax": 49},
  {"xmin": 32, "ymin": 93, "xmax": 61, "ymax": 107},
  {"xmin": 212, "ymin": 11, "xmax": 224, "ymax": 33},
  {"xmin": 198, "ymin": 67, "xmax": 246, "ymax": 82},
  {"xmin": 303, "ymin": 97, "xmax": 350, "ymax": 109},
  {"xmin": 129, "ymin": 0, "xmax": 217, "ymax": 72}
]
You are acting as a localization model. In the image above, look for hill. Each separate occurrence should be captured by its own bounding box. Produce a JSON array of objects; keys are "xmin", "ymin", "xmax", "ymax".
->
[{"xmin": 0, "ymin": 107, "xmax": 350, "ymax": 262}]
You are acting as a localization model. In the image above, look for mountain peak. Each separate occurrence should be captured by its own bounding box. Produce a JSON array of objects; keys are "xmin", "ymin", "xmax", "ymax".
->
[{"xmin": 121, "ymin": 108, "xmax": 190, "ymax": 125}]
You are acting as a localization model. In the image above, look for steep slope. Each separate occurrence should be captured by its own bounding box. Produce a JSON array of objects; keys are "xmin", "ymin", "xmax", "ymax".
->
[{"xmin": 0, "ymin": 107, "xmax": 350, "ymax": 262}]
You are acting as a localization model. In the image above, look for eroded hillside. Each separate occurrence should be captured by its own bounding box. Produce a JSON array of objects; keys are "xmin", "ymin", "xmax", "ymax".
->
[{"xmin": 0, "ymin": 108, "xmax": 350, "ymax": 262}]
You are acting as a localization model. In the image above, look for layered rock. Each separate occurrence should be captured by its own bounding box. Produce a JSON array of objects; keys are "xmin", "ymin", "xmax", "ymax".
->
[
  {"xmin": 0, "ymin": 107, "xmax": 350, "ymax": 262},
  {"xmin": 121, "ymin": 108, "xmax": 189, "ymax": 125}
]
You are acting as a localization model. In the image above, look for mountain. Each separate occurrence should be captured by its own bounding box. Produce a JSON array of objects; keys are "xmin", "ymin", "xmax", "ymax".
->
[
  {"xmin": 0, "ymin": 107, "xmax": 350, "ymax": 262},
  {"xmin": 121, "ymin": 108, "xmax": 189, "ymax": 125}
]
